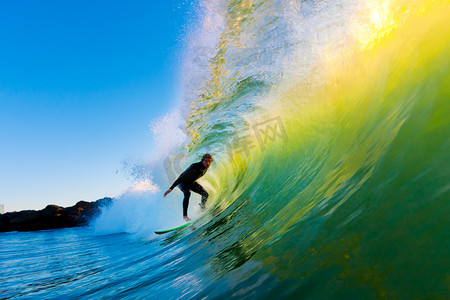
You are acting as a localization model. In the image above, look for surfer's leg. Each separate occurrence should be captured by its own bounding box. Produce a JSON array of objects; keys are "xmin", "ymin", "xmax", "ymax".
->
[
  {"xmin": 178, "ymin": 184, "xmax": 191, "ymax": 217},
  {"xmin": 191, "ymin": 182, "xmax": 208, "ymax": 208}
]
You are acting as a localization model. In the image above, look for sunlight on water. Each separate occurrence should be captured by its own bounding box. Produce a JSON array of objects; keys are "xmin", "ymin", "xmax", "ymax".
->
[
  {"xmin": 358, "ymin": 0, "xmax": 399, "ymax": 50},
  {"xmin": 356, "ymin": 0, "xmax": 439, "ymax": 50}
]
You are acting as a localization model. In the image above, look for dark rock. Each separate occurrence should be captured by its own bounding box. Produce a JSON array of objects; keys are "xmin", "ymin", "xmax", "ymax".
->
[{"xmin": 0, "ymin": 197, "xmax": 112, "ymax": 232}]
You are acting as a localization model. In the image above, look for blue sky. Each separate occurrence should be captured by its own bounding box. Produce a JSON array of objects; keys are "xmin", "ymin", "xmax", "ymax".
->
[{"xmin": 0, "ymin": 0, "xmax": 197, "ymax": 212}]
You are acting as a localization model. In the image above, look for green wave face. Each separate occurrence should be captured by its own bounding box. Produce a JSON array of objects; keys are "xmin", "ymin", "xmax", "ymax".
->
[{"xmin": 176, "ymin": 0, "xmax": 450, "ymax": 298}]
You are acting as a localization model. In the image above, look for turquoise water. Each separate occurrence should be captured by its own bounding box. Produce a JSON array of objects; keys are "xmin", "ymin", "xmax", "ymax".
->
[{"xmin": 2, "ymin": 0, "xmax": 449, "ymax": 299}]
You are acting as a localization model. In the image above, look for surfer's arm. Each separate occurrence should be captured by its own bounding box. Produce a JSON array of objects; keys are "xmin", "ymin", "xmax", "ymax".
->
[
  {"xmin": 164, "ymin": 175, "xmax": 183, "ymax": 197},
  {"xmin": 164, "ymin": 174, "xmax": 184, "ymax": 197},
  {"xmin": 165, "ymin": 171, "xmax": 189, "ymax": 196},
  {"xmin": 168, "ymin": 176, "xmax": 183, "ymax": 190}
]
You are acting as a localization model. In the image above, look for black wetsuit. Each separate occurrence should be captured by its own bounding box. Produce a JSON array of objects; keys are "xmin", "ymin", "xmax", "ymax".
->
[{"xmin": 169, "ymin": 161, "xmax": 209, "ymax": 216}]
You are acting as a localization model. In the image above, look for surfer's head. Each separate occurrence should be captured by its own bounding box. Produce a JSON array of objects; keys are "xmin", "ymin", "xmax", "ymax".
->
[{"xmin": 201, "ymin": 153, "xmax": 213, "ymax": 168}]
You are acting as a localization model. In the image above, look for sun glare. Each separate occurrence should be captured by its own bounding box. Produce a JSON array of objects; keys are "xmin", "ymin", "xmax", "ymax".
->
[
  {"xmin": 358, "ymin": 0, "xmax": 398, "ymax": 50},
  {"xmin": 357, "ymin": 0, "xmax": 438, "ymax": 50}
]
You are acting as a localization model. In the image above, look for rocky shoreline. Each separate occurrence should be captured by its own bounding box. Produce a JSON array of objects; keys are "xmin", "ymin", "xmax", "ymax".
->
[{"xmin": 0, "ymin": 197, "xmax": 112, "ymax": 233}]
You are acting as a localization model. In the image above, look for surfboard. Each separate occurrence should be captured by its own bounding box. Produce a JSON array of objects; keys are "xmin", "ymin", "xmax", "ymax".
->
[{"xmin": 154, "ymin": 222, "xmax": 191, "ymax": 235}]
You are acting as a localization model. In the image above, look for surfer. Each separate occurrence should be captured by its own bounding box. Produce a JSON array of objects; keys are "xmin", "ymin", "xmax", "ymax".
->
[{"xmin": 164, "ymin": 153, "xmax": 213, "ymax": 222}]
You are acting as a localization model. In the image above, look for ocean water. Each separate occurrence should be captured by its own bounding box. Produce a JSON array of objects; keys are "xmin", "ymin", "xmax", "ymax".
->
[{"xmin": 1, "ymin": 0, "xmax": 449, "ymax": 299}]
